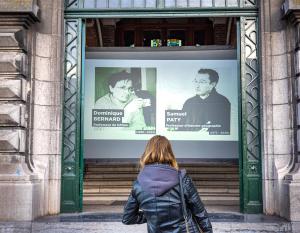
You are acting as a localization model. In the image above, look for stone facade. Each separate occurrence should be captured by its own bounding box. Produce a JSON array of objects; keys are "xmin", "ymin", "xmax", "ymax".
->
[
  {"xmin": 261, "ymin": 0, "xmax": 292, "ymax": 217},
  {"xmin": 261, "ymin": 0, "xmax": 300, "ymax": 224},
  {"xmin": 0, "ymin": 0, "xmax": 40, "ymax": 221},
  {"xmin": 30, "ymin": 0, "xmax": 64, "ymax": 216},
  {"xmin": 0, "ymin": 0, "xmax": 300, "ymax": 230},
  {"xmin": 281, "ymin": 0, "xmax": 300, "ymax": 223},
  {"xmin": 0, "ymin": 0, "xmax": 63, "ymax": 220}
]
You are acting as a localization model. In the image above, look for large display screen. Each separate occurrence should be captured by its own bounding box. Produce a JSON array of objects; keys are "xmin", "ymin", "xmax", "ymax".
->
[{"xmin": 84, "ymin": 48, "xmax": 239, "ymax": 158}]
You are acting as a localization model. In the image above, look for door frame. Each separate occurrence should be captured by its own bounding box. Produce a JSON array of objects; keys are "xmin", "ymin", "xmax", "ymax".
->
[{"xmin": 61, "ymin": 0, "xmax": 262, "ymax": 214}]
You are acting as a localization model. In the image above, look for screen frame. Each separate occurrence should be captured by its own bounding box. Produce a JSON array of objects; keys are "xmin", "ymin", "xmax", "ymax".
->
[{"xmin": 84, "ymin": 47, "xmax": 240, "ymax": 159}]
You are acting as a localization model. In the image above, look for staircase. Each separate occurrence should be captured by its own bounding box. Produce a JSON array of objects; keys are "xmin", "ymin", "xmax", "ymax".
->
[{"xmin": 83, "ymin": 160, "xmax": 239, "ymax": 207}]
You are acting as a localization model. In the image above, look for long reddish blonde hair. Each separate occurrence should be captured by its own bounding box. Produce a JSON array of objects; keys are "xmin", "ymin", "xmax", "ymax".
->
[{"xmin": 139, "ymin": 135, "xmax": 178, "ymax": 170}]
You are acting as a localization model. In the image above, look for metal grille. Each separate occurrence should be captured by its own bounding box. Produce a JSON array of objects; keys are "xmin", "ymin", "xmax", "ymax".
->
[
  {"xmin": 92, "ymin": 0, "xmax": 240, "ymax": 8},
  {"xmin": 61, "ymin": 18, "xmax": 82, "ymax": 212},
  {"xmin": 241, "ymin": 17, "xmax": 260, "ymax": 162},
  {"xmin": 240, "ymin": 16, "xmax": 262, "ymax": 212},
  {"xmin": 65, "ymin": 0, "xmax": 257, "ymax": 9}
]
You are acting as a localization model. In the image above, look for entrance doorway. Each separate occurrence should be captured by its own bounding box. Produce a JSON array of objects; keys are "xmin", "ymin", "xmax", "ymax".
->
[
  {"xmin": 82, "ymin": 17, "xmax": 240, "ymax": 212},
  {"xmin": 62, "ymin": 1, "xmax": 262, "ymax": 215}
]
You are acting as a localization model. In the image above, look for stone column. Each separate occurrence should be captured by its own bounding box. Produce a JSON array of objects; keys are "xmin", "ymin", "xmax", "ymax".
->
[
  {"xmin": 0, "ymin": 1, "xmax": 41, "ymax": 220},
  {"xmin": 281, "ymin": 1, "xmax": 300, "ymax": 226},
  {"xmin": 30, "ymin": 0, "xmax": 64, "ymax": 216},
  {"xmin": 261, "ymin": 0, "xmax": 296, "ymax": 220}
]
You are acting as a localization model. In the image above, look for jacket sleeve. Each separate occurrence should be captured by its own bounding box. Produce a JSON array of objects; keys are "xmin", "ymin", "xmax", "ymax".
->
[
  {"xmin": 122, "ymin": 187, "xmax": 147, "ymax": 225},
  {"xmin": 183, "ymin": 175, "xmax": 213, "ymax": 233}
]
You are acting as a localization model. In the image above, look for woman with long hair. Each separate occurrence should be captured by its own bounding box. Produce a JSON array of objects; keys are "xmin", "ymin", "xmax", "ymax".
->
[{"xmin": 122, "ymin": 135, "xmax": 213, "ymax": 233}]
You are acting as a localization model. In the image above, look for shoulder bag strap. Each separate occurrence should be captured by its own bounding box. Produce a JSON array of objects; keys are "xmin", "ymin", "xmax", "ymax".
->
[{"xmin": 179, "ymin": 172, "xmax": 190, "ymax": 233}]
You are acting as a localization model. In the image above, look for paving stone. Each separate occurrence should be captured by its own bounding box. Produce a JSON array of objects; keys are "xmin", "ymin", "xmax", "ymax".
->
[
  {"xmin": 5, "ymin": 223, "xmax": 292, "ymax": 233},
  {"xmin": 0, "ymin": 222, "xmax": 31, "ymax": 233},
  {"xmin": 0, "ymin": 218, "xmax": 292, "ymax": 233},
  {"xmin": 24, "ymin": 212, "xmax": 293, "ymax": 233}
]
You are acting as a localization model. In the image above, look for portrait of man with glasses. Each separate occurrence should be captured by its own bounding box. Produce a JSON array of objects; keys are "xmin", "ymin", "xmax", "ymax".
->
[{"xmin": 181, "ymin": 68, "xmax": 231, "ymax": 134}]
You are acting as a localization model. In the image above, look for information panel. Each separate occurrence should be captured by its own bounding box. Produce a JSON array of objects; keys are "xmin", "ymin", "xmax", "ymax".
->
[{"xmin": 84, "ymin": 49, "xmax": 239, "ymax": 158}]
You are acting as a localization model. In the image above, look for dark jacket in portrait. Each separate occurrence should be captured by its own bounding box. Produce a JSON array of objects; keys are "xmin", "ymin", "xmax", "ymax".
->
[
  {"xmin": 181, "ymin": 88, "xmax": 230, "ymax": 134},
  {"xmin": 122, "ymin": 164, "xmax": 213, "ymax": 233}
]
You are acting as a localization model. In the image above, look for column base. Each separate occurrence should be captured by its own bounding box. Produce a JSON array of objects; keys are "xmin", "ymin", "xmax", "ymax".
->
[
  {"xmin": 0, "ymin": 155, "xmax": 41, "ymax": 221},
  {"xmin": 282, "ymin": 164, "xmax": 300, "ymax": 221}
]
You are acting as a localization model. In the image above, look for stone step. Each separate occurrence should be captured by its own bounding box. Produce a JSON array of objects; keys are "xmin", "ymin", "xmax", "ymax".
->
[
  {"xmin": 85, "ymin": 161, "xmax": 239, "ymax": 166},
  {"xmin": 85, "ymin": 162, "xmax": 238, "ymax": 166},
  {"xmin": 83, "ymin": 161, "xmax": 240, "ymax": 207},
  {"xmin": 85, "ymin": 167, "xmax": 239, "ymax": 174},
  {"xmin": 83, "ymin": 195, "xmax": 240, "ymax": 206},
  {"xmin": 84, "ymin": 173, "xmax": 239, "ymax": 179},
  {"xmin": 84, "ymin": 171, "xmax": 239, "ymax": 176},
  {"xmin": 83, "ymin": 187, "xmax": 239, "ymax": 194},
  {"xmin": 84, "ymin": 192, "xmax": 239, "ymax": 199},
  {"xmin": 84, "ymin": 180, "xmax": 239, "ymax": 186},
  {"xmin": 82, "ymin": 194, "xmax": 240, "ymax": 200},
  {"xmin": 84, "ymin": 191, "xmax": 239, "ymax": 198},
  {"xmin": 85, "ymin": 166, "xmax": 239, "ymax": 173}
]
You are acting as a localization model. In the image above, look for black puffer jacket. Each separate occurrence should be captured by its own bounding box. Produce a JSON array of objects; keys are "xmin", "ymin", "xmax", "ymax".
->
[{"xmin": 122, "ymin": 164, "xmax": 213, "ymax": 233}]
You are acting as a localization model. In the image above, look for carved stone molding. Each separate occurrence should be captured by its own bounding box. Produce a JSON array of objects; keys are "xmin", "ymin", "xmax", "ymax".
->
[
  {"xmin": 0, "ymin": 0, "xmax": 39, "ymax": 29},
  {"xmin": 0, "ymin": 0, "xmax": 38, "ymax": 160},
  {"xmin": 0, "ymin": 0, "xmax": 39, "ymax": 13},
  {"xmin": 0, "ymin": 29, "xmax": 27, "ymax": 52},
  {"xmin": 282, "ymin": 0, "xmax": 300, "ymax": 25},
  {"xmin": 0, "ymin": 103, "xmax": 26, "ymax": 127},
  {"xmin": 0, "ymin": 129, "xmax": 26, "ymax": 152},
  {"xmin": 0, "ymin": 52, "xmax": 28, "ymax": 75},
  {"xmin": 0, "ymin": 76, "xmax": 26, "ymax": 100}
]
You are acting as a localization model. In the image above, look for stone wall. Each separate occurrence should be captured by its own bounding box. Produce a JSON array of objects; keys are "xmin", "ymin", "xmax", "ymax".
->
[
  {"xmin": 261, "ymin": 0, "xmax": 300, "ymax": 223},
  {"xmin": 281, "ymin": 0, "xmax": 300, "ymax": 223},
  {"xmin": 30, "ymin": 0, "xmax": 64, "ymax": 216},
  {"xmin": 0, "ymin": 0, "xmax": 41, "ymax": 221},
  {"xmin": 0, "ymin": 0, "xmax": 64, "ymax": 220}
]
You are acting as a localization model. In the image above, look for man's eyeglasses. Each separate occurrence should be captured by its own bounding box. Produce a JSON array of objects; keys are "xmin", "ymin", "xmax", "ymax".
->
[
  {"xmin": 115, "ymin": 85, "xmax": 134, "ymax": 92},
  {"xmin": 193, "ymin": 79, "xmax": 211, "ymax": 85}
]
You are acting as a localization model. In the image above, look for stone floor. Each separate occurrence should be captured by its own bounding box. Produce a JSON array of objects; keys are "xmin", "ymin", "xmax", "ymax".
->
[{"xmin": 0, "ymin": 206, "xmax": 295, "ymax": 233}]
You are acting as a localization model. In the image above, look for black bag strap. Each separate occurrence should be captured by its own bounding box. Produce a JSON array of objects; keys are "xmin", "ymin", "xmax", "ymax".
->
[{"xmin": 179, "ymin": 171, "xmax": 190, "ymax": 233}]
